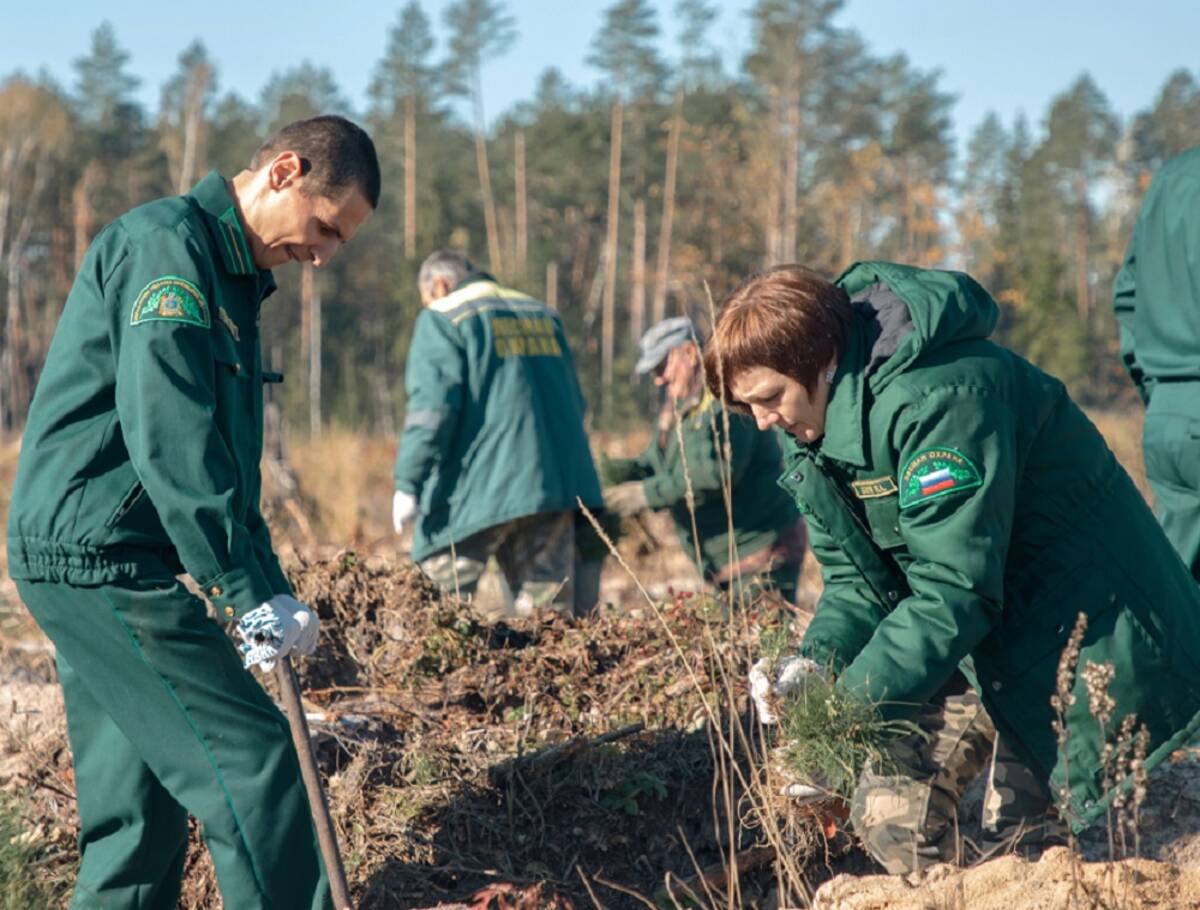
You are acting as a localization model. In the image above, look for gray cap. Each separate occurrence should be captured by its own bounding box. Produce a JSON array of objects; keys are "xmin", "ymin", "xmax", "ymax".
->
[{"xmin": 634, "ymin": 316, "xmax": 697, "ymax": 375}]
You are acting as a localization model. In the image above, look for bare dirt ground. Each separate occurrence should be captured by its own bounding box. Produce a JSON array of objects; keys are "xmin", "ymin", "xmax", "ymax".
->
[{"xmin": 6, "ymin": 408, "xmax": 1200, "ymax": 909}]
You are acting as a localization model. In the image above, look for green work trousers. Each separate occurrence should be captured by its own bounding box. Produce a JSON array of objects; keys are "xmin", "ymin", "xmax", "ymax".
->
[
  {"xmin": 16, "ymin": 575, "xmax": 330, "ymax": 910},
  {"xmin": 1143, "ymin": 381, "xmax": 1200, "ymax": 581}
]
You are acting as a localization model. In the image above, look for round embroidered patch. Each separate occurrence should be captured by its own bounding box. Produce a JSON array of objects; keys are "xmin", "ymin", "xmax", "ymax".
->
[
  {"xmin": 899, "ymin": 447, "xmax": 982, "ymax": 509},
  {"xmin": 130, "ymin": 276, "xmax": 210, "ymax": 328}
]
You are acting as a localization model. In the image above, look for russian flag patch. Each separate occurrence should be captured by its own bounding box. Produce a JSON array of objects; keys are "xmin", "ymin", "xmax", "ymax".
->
[{"xmin": 899, "ymin": 447, "xmax": 983, "ymax": 509}]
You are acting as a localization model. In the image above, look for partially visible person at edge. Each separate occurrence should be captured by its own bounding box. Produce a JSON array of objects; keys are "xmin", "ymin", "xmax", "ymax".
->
[
  {"xmin": 392, "ymin": 249, "xmax": 604, "ymax": 616},
  {"xmin": 6, "ymin": 116, "xmax": 380, "ymax": 909},
  {"xmin": 600, "ymin": 316, "xmax": 806, "ymax": 603},
  {"xmin": 704, "ymin": 261, "xmax": 1200, "ymax": 875},
  {"xmin": 1113, "ymin": 144, "xmax": 1200, "ymax": 580}
]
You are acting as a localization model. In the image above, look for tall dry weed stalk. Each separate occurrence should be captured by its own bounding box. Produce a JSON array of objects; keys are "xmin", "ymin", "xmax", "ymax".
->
[
  {"xmin": 1051, "ymin": 611, "xmax": 1087, "ymax": 905},
  {"xmin": 573, "ymin": 280, "xmax": 820, "ymax": 907}
]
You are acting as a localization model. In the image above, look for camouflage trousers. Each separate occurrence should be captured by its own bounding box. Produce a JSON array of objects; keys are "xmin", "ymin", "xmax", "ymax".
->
[
  {"xmin": 420, "ymin": 511, "xmax": 574, "ymax": 614},
  {"xmin": 850, "ymin": 673, "xmax": 1066, "ymax": 874}
]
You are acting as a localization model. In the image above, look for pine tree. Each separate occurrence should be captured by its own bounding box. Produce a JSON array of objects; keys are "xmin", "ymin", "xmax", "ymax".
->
[{"xmin": 442, "ymin": 0, "xmax": 517, "ymax": 276}]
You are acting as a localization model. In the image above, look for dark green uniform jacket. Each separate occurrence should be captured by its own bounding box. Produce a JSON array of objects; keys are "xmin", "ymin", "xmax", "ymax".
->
[
  {"xmin": 783, "ymin": 260, "xmax": 1200, "ymax": 829},
  {"xmin": 1113, "ymin": 144, "xmax": 1200, "ymax": 400},
  {"xmin": 394, "ymin": 276, "xmax": 603, "ymax": 563},
  {"xmin": 7, "ymin": 172, "xmax": 289, "ymax": 621},
  {"xmin": 604, "ymin": 394, "xmax": 800, "ymax": 578}
]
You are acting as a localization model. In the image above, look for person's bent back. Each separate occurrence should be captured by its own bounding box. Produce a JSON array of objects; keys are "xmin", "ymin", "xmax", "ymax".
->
[{"xmin": 393, "ymin": 250, "xmax": 602, "ymax": 613}]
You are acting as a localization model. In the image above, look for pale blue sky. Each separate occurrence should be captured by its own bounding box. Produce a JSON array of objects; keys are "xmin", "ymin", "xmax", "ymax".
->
[{"xmin": 3, "ymin": 0, "xmax": 1197, "ymax": 161}]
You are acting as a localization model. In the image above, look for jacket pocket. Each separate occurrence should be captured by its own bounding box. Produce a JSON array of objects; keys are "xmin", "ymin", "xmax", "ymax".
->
[
  {"xmin": 998, "ymin": 555, "xmax": 1119, "ymax": 678},
  {"xmin": 863, "ymin": 494, "xmax": 904, "ymax": 549},
  {"xmin": 105, "ymin": 481, "xmax": 147, "ymax": 529}
]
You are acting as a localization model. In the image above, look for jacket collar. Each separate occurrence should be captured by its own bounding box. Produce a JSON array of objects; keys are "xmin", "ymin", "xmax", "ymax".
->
[
  {"xmin": 188, "ymin": 171, "xmax": 263, "ymax": 280},
  {"xmin": 813, "ymin": 316, "xmax": 869, "ymax": 468}
]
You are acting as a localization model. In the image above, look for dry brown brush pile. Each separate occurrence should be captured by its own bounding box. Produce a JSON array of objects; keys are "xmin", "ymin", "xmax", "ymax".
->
[
  {"xmin": 269, "ymin": 553, "xmax": 823, "ymax": 908},
  {"xmin": 2, "ymin": 550, "xmax": 832, "ymax": 908}
]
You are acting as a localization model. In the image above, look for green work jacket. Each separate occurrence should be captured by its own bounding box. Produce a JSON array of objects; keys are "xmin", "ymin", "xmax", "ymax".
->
[
  {"xmin": 393, "ymin": 277, "xmax": 603, "ymax": 563},
  {"xmin": 7, "ymin": 172, "xmax": 289, "ymax": 621},
  {"xmin": 783, "ymin": 260, "xmax": 1200, "ymax": 829},
  {"xmin": 1113, "ymin": 145, "xmax": 1200, "ymax": 401},
  {"xmin": 604, "ymin": 394, "xmax": 799, "ymax": 577}
]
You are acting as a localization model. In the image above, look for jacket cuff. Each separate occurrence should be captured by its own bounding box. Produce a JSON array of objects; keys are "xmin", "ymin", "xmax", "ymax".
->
[{"xmin": 199, "ymin": 565, "xmax": 275, "ymax": 621}]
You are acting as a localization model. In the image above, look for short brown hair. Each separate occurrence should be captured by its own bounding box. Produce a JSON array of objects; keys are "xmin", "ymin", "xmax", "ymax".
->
[
  {"xmin": 704, "ymin": 264, "xmax": 852, "ymax": 408},
  {"xmin": 252, "ymin": 115, "xmax": 381, "ymax": 209}
]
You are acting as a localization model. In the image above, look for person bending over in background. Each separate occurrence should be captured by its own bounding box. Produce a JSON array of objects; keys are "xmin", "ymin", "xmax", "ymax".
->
[
  {"xmin": 393, "ymin": 249, "xmax": 604, "ymax": 615},
  {"xmin": 601, "ymin": 316, "xmax": 806, "ymax": 604},
  {"xmin": 707, "ymin": 261, "xmax": 1200, "ymax": 873}
]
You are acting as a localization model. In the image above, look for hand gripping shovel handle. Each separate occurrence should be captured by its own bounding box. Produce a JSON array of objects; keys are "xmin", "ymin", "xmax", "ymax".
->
[{"xmin": 276, "ymin": 657, "xmax": 354, "ymax": 910}]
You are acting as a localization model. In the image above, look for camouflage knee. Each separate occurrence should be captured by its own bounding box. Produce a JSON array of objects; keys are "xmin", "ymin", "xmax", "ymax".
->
[
  {"xmin": 982, "ymin": 739, "xmax": 1065, "ymax": 853},
  {"xmin": 850, "ymin": 678, "xmax": 994, "ymax": 874},
  {"xmin": 851, "ymin": 775, "xmax": 963, "ymax": 874},
  {"xmin": 499, "ymin": 512, "xmax": 575, "ymax": 614},
  {"xmin": 419, "ymin": 550, "xmax": 488, "ymax": 599}
]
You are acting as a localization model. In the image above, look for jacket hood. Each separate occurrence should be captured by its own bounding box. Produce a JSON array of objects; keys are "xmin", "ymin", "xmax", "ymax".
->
[{"xmin": 835, "ymin": 261, "xmax": 999, "ymax": 391}]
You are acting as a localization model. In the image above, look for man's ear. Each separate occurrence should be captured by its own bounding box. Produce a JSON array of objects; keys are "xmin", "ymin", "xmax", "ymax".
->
[{"xmin": 267, "ymin": 151, "xmax": 304, "ymax": 191}]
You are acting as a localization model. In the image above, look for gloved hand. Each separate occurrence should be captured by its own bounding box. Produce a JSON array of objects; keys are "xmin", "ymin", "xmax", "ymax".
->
[
  {"xmin": 748, "ymin": 655, "xmax": 821, "ymax": 724},
  {"xmin": 237, "ymin": 594, "xmax": 320, "ymax": 672},
  {"xmin": 603, "ymin": 481, "xmax": 649, "ymax": 517},
  {"xmin": 769, "ymin": 744, "xmax": 830, "ymax": 804},
  {"xmin": 392, "ymin": 490, "xmax": 419, "ymax": 535}
]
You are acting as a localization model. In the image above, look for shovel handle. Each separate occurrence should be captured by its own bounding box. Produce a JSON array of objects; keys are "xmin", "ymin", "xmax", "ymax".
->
[{"xmin": 276, "ymin": 657, "xmax": 354, "ymax": 910}]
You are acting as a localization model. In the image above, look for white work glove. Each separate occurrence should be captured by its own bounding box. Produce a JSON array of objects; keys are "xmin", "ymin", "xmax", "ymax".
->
[
  {"xmin": 603, "ymin": 481, "xmax": 650, "ymax": 518},
  {"xmin": 392, "ymin": 490, "xmax": 419, "ymax": 535},
  {"xmin": 237, "ymin": 594, "xmax": 320, "ymax": 672},
  {"xmin": 748, "ymin": 655, "xmax": 822, "ymax": 725}
]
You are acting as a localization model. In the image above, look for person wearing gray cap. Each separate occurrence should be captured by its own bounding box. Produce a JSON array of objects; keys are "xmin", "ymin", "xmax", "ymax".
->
[{"xmin": 601, "ymin": 316, "xmax": 807, "ymax": 603}]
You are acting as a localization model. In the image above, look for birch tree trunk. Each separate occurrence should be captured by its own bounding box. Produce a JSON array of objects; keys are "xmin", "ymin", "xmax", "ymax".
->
[
  {"xmin": 176, "ymin": 62, "xmax": 210, "ymax": 195},
  {"xmin": 630, "ymin": 198, "xmax": 646, "ymax": 344},
  {"xmin": 651, "ymin": 91, "xmax": 682, "ymax": 326},
  {"xmin": 601, "ymin": 97, "xmax": 624, "ymax": 418},
  {"xmin": 473, "ymin": 65, "xmax": 503, "ymax": 277},
  {"xmin": 515, "ymin": 129, "xmax": 527, "ymax": 282},
  {"xmin": 302, "ymin": 263, "xmax": 322, "ymax": 437},
  {"xmin": 545, "ymin": 260, "xmax": 558, "ymax": 311},
  {"xmin": 404, "ymin": 94, "xmax": 417, "ymax": 259}
]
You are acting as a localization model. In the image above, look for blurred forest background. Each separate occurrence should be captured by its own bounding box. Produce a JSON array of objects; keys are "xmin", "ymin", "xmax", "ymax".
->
[{"xmin": 2, "ymin": 0, "xmax": 1199, "ymax": 436}]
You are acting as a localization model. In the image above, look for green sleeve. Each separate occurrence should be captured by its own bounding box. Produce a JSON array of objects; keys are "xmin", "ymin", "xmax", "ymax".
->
[
  {"xmin": 393, "ymin": 309, "xmax": 466, "ymax": 495},
  {"xmin": 1113, "ymin": 219, "xmax": 1147, "ymax": 404},
  {"xmin": 642, "ymin": 406, "xmax": 744, "ymax": 509},
  {"xmin": 799, "ymin": 517, "xmax": 889, "ymax": 673},
  {"xmin": 111, "ymin": 226, "xmax": 274, "ymax": 619},
  {"xmin": 837, "ymin": 386, "xmax": 1015, "ymax": 719},
  {"xmin": 245, "ymin": 471, "xmax": 292, "ymax": 596}
]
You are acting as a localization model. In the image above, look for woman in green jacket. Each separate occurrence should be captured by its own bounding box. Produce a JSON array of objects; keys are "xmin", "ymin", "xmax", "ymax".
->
[{"xmin": 706, "ymin": 261, "xmax": 1200, "ymax": 873}]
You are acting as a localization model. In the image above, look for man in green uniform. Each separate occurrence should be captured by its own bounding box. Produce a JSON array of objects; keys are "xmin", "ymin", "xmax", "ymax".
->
[
  {"xmin": 708, "ymin": 262, "xmax": 1200, "ymax": 873},
  {"xmin": 6, "ymin": 116, "xmax": 379, "ymax": 909},
  {"xmin": 1113, "ymin": 145, "xmax": 1200, "ymax": 579},
  {"xmin": 392, "ymin": 249, "xmax": 603, "ymax": 614},
  {"xmin": 601, "ymin": 317, "xmax": 806, "ymax": 602}
]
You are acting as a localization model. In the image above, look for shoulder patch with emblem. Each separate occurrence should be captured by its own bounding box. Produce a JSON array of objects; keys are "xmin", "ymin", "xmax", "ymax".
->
[
  {"xmin": 130, "ymin": 276, "xmax": 209, "ymax": 329},
  {"xmin": 899, "ymin": 447, "xmax": 982, "ymax": 509}
]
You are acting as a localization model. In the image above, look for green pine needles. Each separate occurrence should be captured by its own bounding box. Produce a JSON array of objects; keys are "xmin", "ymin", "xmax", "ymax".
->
[{"xmin": 775, "ymin": 671, "xmax": 922, "ymax": 800}]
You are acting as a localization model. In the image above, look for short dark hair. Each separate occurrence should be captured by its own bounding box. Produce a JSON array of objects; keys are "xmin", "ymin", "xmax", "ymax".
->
[
  {"xmin": 252, "ymin": 115, "xmax": 381, "ymax": 209},
  {"xmin": 704, "ymin": 264, "xmax": 852, "ymax": 408}
]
